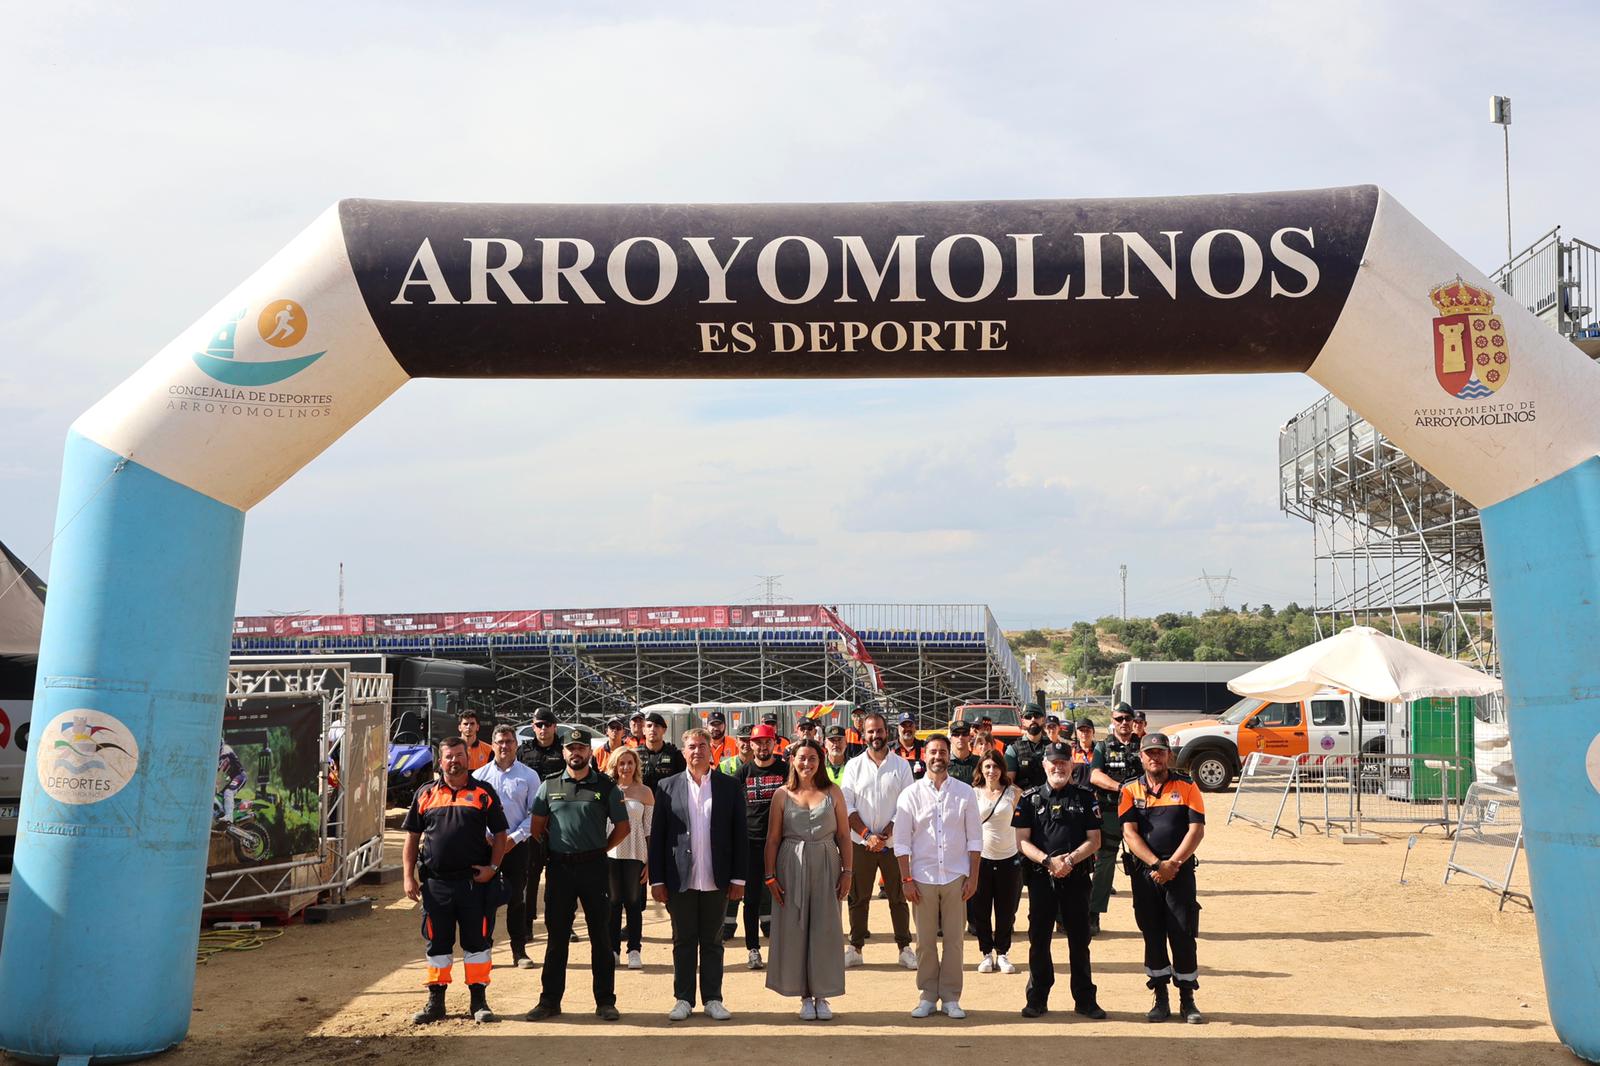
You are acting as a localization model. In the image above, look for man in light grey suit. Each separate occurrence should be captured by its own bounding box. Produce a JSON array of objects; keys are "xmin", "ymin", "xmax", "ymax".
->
[{"xmin": 649, "ymin": 728, "xmax": 749, "ymax": 1021}]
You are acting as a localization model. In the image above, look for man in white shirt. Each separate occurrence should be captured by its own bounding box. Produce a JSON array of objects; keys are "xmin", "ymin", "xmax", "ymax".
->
[
  {"xmin": 472, "ymin": 725, "xmax": 542, "ymax": 968},
  {"xmin": 840, "ymin": 712, "xmax": 917, "ymax": 970},
  {"xmin": 894, "ymin": 733, "xmax": 982, "ymax": 1019}
]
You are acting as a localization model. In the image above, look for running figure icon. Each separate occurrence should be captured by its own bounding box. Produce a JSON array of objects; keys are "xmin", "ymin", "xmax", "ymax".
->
[{"xmin": 265, "ymin": 305, "xmax": 298, "ymax": 343}]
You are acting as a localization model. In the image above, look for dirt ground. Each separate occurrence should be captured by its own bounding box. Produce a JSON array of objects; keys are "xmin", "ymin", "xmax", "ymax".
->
[{"xmin": 135, "ymin": 810, "xmax": 1569, "ymax": 1066}]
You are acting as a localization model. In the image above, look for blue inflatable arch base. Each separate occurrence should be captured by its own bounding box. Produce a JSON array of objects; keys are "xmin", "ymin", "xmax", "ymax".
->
[{"xmin": 5, "ymin": 187, "xmax": 1600, "ymax": 1061}]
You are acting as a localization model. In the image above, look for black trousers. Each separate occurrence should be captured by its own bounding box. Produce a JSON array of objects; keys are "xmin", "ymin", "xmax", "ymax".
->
[
  {"xmin": 524, "ymin": 837, "xmax": 548, "ymax": 925},
  {"xmin": 1131, "ymin": 861, "xmax": 1200, "ymax": 990},
  {"xmin": 740, "ymin": 840, "xmax": 769, "ymax": 950},
  {"xmin": 1024, "ymin": 867, "xmax": 1096, "ymax": 1010},
  {"xmin": 420, "ymin": 876, "xmax": 494, "ymax": 986},
  {"xmin": 609, "ymin": 858, "xmax": 646, "ymax": 954},
  {"xmin": 538, "ymin": 856, "xmax": 614, "ymax": 1008},
  {"xmin": 667, "ymin": 888, "xmax": 728, "ymax": 1006},
  {"xmin": 500, "ymin": 840, "xmax": 532, "ymax": 956},
  {"xmin": 970, "ymin": 855, "xmax": 1023, "ymax": 955}
]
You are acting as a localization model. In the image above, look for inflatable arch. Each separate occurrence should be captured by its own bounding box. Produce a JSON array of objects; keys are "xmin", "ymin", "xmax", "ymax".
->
[{"xmin": 5, "ymin": 187, "xmax": 1600, "ymax": 1062}]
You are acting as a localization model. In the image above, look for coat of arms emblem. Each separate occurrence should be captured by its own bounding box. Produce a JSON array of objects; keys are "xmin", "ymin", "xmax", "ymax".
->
[{"xmin": 1431, "ymin": 276, "xmax": 1509, "ymax": 399}]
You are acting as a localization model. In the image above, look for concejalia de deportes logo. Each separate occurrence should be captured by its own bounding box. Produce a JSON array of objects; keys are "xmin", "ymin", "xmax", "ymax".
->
[
  {"xmin": 192, "ymin": 299, "xmax": 325, "ymax": 386},
  {"xmin": 38, "ymin": 709, "xmax": 141, "ymax": 805}
]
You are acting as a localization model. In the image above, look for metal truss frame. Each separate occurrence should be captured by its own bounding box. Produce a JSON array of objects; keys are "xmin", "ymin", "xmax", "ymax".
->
[{"xmin": 205, "ymin": 663, "xmax": 391, "ymax": 909}]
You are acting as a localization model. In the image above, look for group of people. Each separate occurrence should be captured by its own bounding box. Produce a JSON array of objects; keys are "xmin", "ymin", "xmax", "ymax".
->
[{"xmin": 400, "ymin": 703, "xmax": 1206, "ymax": 1027}]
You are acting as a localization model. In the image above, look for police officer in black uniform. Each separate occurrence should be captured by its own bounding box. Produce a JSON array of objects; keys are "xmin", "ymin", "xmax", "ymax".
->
[
  {"xmin": 1120, "ymin": 732, "xmax": 1207, "ymax": 1024},
  {"xmin": 636, "ymin": 711, "xmax": 686, "ymax": 789},
  {"xmin": 525, "ymin": 729, "xmax": 631, "ymax": 1022},
  {"xmin": 516, "ymin": 708, "xmax": 568, "ymax": 939},
  {"xmin": 402, "ymin": 736, "xmax": 511, "ymax": 1025},
  {"xmin": 1011, "ymin": 742, "xmax": 1104, "ymax": 1019},
  {"xmin": 1005, "ymin": 705, "xmax": 1051, "ymax": 790},
  {"xmin": 1087, "ymin": 702, "xmax": 1143, "ymax": 936}
]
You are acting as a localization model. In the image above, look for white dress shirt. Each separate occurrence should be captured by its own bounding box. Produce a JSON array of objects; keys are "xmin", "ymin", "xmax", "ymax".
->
[
  {"xmin": 841, "ymin": 749, "xmax": 915, "ymax": 846},
  {"xmin": 685, "ymin": 768, "xmax": 717, "ymax": 891},
  {"xmin": 892, "ymin": 775, "xmax": 982, "ymax": 885},
  {"xmin": 472, "ymin": 758, "xmax": 540, "ymax": 845}
]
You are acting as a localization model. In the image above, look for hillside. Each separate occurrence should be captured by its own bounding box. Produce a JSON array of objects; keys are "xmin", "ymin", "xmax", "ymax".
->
[{"xmin": 1007, "ymin": 605, "xmax": 1492, "ymax": 696}]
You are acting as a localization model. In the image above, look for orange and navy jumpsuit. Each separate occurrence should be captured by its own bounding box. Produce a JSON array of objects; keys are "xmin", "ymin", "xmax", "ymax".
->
[
  {"xmin": 1118, "ymin": 772, "xmax": 1206, "ymax": 991},
  {"xmin": 402, "ymin": 778, "xmax": 509, "ymax": 988}
]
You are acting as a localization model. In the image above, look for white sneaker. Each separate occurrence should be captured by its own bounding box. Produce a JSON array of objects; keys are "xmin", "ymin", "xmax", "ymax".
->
[
  {"xmin": 997, "ymin": 953, "xmax": 1017, "ymax": 974},
  {"xmin": 799, "ymin": 996, "xmax": 817, "ymax": 1021},
  {"xmin": 844, "ymin": 945, "xmax": 864, "ymax": 968},
  {"xmin": 814, "ymin": 997, "xmax": 833, "ymax": 1021},
  {"xmin": 898, "ymin": 947, "xmax": 918, "ymax": 969},
  {"xmin": 911, "ymin": 999, "xmax": 938, "ymax": 1018},
  {"xmin": 747, "ymin": 948, "xmax": 764, "ymax": 970},
  {"xmin": 944, "ymin": 1000, "xmax": 966, "ymax": 1019},
  {"xmin": 977, "ymin": 952, "xmax": 996, "ymax": 974},
  {"xmin": 704, "ymin": 1000, "xmax": 732, "ymax": 1021},
  {"xmin": 668, "ymin": 999, "xmax": 692, "ymax": 1021},
  {"xmin": 627, "ymin": 950, "xmax": 642, "ymax": 970}
]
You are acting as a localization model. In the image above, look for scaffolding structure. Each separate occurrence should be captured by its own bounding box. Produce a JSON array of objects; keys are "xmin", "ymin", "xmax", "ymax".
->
[
  {"xmin": 1278, "ymin": 228, "xmax": 1600, "ymax": 673},
  {"xmin": 232, "ymin": 603, "xmax": 1028, "ymax": 728}
]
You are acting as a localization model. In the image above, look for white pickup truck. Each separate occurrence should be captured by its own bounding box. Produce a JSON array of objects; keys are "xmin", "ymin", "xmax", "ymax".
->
[{"xmin": 1166, "ymin": 690, "xmax": 1391, "ymax": 792}]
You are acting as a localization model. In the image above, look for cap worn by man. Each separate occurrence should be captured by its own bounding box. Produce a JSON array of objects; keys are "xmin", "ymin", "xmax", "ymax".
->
[
  {"xmin": 1043, "ymin": 742, "xmax": 1076, "ymax": 762},
  {"xmin": 644, "ymin": 712, "xmax": 668, "ymax": 728},
  {"xmin": 1139, "ymin": 732, "xmax": 1171, "ymax": 752},
  {"xmin": 1076, "ymin": 717, "xmax": 1095, "ymax": 731},
  {"xmin": 751, "ymin": 724, "xmax": 778, "ymax": 740},
  {"xmin": 533, "ymin": 709, "xmax": 558, "ymax": 725},
  {"xmin": 826, "ymin": 725, "xmax": 848, "ymax": 739},
  {"xmin": 630, "ymin": 711, "xmax": 646, "ymax": 721},
  {"xmin": 605, "ymin": 717, "xmax": 624, "ymax": 730},
  {"xmin": 563, "ymin": 729, "xmax": 591, "ymax": 748},
  {"xmin": 949, "ymin": 721, "xmax": 971, "ymax": 736},
  {"xmin": 708, "ymin": 711, "xmax": 727, "ymax": 724}
]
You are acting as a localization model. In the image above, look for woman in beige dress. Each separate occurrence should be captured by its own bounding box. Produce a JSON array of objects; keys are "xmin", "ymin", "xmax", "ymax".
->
[{"xmin": 763, "ymin": 739, "xmax": 852, "ymax": 1020}]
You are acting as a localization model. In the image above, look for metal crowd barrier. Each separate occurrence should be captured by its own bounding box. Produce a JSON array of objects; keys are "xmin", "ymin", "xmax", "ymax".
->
[
  {"xmin": 1226, "ymin": 752, "xmax": 1301, "ymax": 837},
  {"xmin": 1445, "ymin": 782, "xmax": 1531, "ymax": 911},
  {"xmin": 1304, "ymin": 752, "xmax": 1471, "ymax": 836}
]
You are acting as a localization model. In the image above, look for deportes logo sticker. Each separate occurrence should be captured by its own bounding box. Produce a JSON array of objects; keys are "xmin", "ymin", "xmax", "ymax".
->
[
  {"xmin": 38, "ymin": 709, "xmax": 141, "ymax": 805},
  {"xmin": 1431, "ymin": 277, "xmax": 1509, "ymax": 400},
  {"xmin": 192, "ymin": 300, "xmax": 325, "ymax": 386}
]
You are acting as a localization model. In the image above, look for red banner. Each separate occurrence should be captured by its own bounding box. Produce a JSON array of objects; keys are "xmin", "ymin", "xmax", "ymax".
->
[{"xmin": 235, "ymin": 604, "xmax": 834, "ymax": 637}]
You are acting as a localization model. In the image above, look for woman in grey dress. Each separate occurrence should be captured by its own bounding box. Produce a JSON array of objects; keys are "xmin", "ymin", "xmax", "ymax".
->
[{"xmin": 763, "ymin": 739, "xmax": 852, "ymax": 1020}]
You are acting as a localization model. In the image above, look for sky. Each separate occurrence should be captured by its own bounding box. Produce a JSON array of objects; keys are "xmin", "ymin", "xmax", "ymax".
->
[{"xmin": 3, "ymin": 1, "xmax": 1596, "ymax": 629}]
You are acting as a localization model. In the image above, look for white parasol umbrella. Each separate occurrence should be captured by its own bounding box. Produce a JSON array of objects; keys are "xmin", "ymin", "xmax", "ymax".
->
[
  {"xmin": 1227, "ymin": 625, "xmax": 1499, "ymax": 844},
  {"xmin": 1227, "ymin": 625, "xmax": 1501, "ymax": 703}
]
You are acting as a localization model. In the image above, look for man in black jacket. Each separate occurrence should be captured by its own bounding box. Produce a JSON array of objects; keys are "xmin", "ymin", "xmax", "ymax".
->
[{"xmin": 650, "ymin": 728, "xmax": 748, "ymax": 1021}]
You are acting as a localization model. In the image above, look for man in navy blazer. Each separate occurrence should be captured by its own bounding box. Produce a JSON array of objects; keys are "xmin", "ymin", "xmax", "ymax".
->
[{"xmin": 649, "ymin": 727, "xmax": 749, "ymax": 1021}]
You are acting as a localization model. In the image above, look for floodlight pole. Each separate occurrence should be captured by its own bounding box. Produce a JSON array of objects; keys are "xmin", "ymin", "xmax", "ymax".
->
[{"xmin": 1491, "ymin": 95, "xmax": 1513, "ymax": 266}]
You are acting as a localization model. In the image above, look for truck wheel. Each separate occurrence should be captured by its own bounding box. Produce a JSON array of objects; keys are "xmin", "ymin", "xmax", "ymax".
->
[{"xmin": 1191, "ymin": 753, "xmax": 1234, "ymax": 792}]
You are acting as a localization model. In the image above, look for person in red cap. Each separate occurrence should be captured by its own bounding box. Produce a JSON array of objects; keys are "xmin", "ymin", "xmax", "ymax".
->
[{"xmin": 732, "ymin": 723, "xmax": 789, "ymax": 970}]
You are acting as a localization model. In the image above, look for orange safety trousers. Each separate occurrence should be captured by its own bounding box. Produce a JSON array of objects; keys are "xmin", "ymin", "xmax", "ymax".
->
[{"xmin": 420, "ymin": 876, "xmax": 496, "ymax": 986}]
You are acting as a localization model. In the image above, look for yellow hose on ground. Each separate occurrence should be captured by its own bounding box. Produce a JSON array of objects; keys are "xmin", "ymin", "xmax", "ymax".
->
[{"xmin": 196, "ymin": 927, "xmax": 285, "ymax": 963}]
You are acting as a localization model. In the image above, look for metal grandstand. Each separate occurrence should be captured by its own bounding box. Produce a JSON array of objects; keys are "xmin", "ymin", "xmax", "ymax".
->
[
  {"xmin": 1278, "ymin": 227, "xmax": 1600, "ymax": 673},
  {"xmin": 232, "ymin": 602, "xmax": 1028, "ymax": 728}
]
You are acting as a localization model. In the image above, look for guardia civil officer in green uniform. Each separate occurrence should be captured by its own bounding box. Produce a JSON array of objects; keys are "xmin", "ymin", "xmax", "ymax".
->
[
  {"xmin": 1012, "ymin": 742, "xmax": 1104, "ymax": 1020},
  {"xmin": 1005, "ymin": 705, "xmax": 1051, "ymax": 790},
  {"xmin": 524, "ymin": 728, "xmax": 631, "ymax": 1022},
  {"xmin": 1087, "ymin": 702, "xmax": 1143, "ymax": 936}
]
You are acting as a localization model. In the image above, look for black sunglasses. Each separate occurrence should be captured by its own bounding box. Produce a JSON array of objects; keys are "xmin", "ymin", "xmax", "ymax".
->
[{"xmin": 1112, "ymin": 715, "xmax": 1132, "ymax": 722}]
